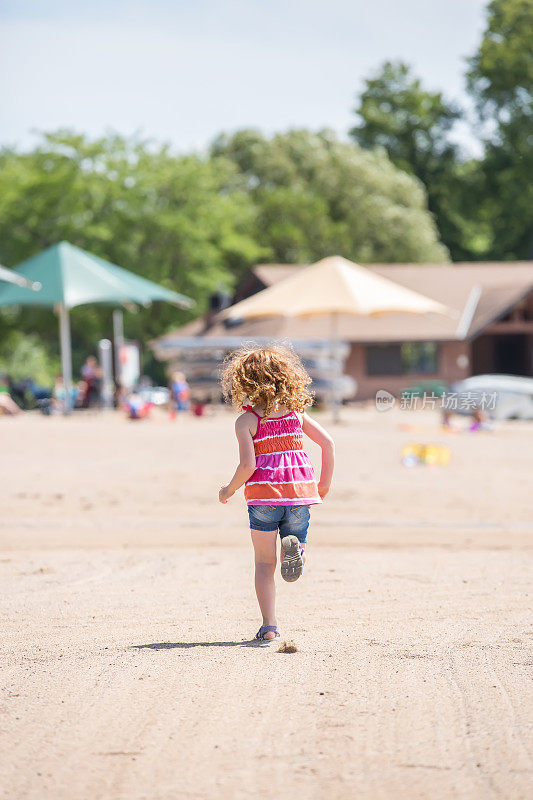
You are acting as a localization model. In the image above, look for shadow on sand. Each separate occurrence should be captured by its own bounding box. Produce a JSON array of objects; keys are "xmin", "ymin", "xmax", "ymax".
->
[{"xmin": 132, "ymin": 639, "xmax": 268, "ymax": 650}]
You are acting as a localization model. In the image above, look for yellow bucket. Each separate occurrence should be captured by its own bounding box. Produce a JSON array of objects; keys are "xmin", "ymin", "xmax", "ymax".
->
[{"xmin": 401, "ymin": 443, "xmax": 451, "ymax": 467}]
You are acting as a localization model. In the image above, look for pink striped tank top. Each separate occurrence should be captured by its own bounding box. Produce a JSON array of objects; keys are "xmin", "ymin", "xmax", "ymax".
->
[{"xmin": 243, "ymin": 407, "xmax": 322, "ymax": 506}]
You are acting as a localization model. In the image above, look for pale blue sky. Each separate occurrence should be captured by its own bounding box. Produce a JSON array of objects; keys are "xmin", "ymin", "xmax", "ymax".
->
[{"xmin": 0, "ymin": 0, "xmax": 487, "ymax": 154}]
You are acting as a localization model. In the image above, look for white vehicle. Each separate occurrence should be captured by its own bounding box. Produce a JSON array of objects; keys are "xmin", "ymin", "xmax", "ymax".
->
[{"xmin": 451, "ymin": 374, "xmax": 533, "ymax": 420}]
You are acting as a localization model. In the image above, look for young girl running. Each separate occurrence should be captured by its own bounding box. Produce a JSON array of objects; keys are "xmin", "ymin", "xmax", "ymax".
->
[{"xmin": 219, "ymin": 345, "xmax": 335, "ymax": 641}]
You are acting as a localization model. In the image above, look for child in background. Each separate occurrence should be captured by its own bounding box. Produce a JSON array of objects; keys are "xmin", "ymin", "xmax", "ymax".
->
[
  {"xmin": 219, "ymin": 345, "xmax": 335, "ymax": 641},
  {"xmin": 123, "ymin": 391, "xmax": 152, "ymax": 420},
  {"xmin": 469, "ymin": 407, "xmax": 492, "ymax": 432},
  {"xmin": 52, "ymin": 375, "xmax": 66, "ymax": 414},
  {"xmin": 170, "ymin": 371, "xmax": 190, "ymax": 419}
]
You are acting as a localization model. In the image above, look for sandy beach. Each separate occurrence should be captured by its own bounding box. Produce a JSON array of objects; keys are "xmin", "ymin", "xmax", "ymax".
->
[{"xmin": 1, "ymin": 407, "xmax": 532, "ymax": 799}]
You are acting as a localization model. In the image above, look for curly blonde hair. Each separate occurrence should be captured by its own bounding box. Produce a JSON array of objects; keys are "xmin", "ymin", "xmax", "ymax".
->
[{"xmin": 221, "ymin": 344, "xmax": 314, "ymax": 418}]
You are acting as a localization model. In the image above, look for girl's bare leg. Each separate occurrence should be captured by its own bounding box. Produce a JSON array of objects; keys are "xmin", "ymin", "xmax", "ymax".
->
[{"xmin": 250, "ymin": 529, "xmax": 278, "ymax": 639}]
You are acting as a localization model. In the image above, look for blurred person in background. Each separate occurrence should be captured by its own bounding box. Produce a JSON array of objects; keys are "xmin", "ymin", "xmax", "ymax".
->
[
  {"xmin": 170, "ymin": 371, "xmax": 190, "ymax": 419},
  {"xmin": 80, "ymin": 355, "xmax": 102, "ymax": 408},
  {"xmin": 122, "ymin": 390, "xmax": 152, "ymax": 420},
  {"xmin": 52, "ymin": 375, "xmax": 66, "ymax": 414},
  {"xmin": 469, "ymin": 408, "xmax": 492, "ymax": 432},
  {"xmin": 51, "ymin": 375, "xmax": 80, "ymax": 414},
  {"xmin": 192, "ymin": 391, "xmax": 215, "ymax": 418}
]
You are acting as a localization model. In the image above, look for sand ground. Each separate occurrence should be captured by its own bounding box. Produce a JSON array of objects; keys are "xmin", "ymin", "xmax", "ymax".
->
[{"xmin": 1, "ymin": 407, "xmax": 532, "ymax": 799}]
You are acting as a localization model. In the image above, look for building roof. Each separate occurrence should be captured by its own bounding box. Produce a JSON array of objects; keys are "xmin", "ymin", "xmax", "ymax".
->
[
  {"xmin": 251, "ymin": 262, "xmax": 533, "ymax": 337},
  {"xmin": 152, "ymin": 261, "xmax": 533, "ymax": 357}
]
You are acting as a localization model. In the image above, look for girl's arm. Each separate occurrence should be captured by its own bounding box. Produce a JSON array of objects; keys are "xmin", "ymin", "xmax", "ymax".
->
[
  {"xmin": 302, "ymin": 413, "xmax": 335, "ymax": 499},
  {"xmin": 219, "ymin": 414, "xmax": 256, "ymax": 503}
]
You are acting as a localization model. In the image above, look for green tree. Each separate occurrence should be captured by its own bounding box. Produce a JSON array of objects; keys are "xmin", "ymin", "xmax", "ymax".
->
[
  {"xmin": 212, "ymin": 128, "xmax": 448, "ymax": 264},
  {"xmin": 0, "ymin": 131, "xmax": 264, "ymax": 374},
  {"xmin": 350, "ymin": 61, "xmax": 459, "ymax": 179},
  {"xmin": 467, "ymin": 0, "xmax": 533, "ymax": 259},
  {"xmin": 349, "ymin": 61, "xmax": 481, "ymax": 260},
  {"xmin": 0, "ymin": 331, "xmax": 59, "ymax": 385}
]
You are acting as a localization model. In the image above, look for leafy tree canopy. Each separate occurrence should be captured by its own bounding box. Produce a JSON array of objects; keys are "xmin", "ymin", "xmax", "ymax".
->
[
  {"xmin": 467, "ymin": 0, "xmax": 533, "ymax": 259},
  {"xmin": 350, "ymin": 61, "xmax": 460, "ymax": 181},
  {"xmin": 467, "ymin": 0, "xmax": 533, "ymax": 120},
  {"xmin": 212, "ymin": 128, "xmax": 448, "ymax": 265},
  {"xmin": 349, "ymin": 61, "xmax": 481, "ymax": 260},
  {"xmin": 0, "ymin": 131, "xmax": 264, "ymax": 378},
  {"xmin": 352, "ymin": 0, "xmax": 533, "ymax": 261}
]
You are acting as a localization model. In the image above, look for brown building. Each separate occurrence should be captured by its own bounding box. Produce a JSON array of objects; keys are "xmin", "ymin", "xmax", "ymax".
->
[{"xmin": 152, "ymin": 261, "xmax": 533, "ymax": 400}]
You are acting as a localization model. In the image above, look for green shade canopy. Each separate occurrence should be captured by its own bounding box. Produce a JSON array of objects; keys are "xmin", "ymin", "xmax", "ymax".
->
[
  {"xmin": 0, "ymin": 263, "xmax": 41, "ymax": 291},
  {"xmin": 0, "ymin": 242, "xmax": 193, "ymax": 310},
  {"xmin": 0, "ymin": 242, "xmax": 193, "ymax": 414}
]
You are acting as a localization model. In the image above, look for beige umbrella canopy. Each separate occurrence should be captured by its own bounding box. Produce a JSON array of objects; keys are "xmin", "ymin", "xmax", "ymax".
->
[
  {"xmin": 223, "ymin": 256, "xmax": 450, "ymax": 421},
  {"xmin": 225, "ymin": 256, "xmax": 448, "ymax": 320}
]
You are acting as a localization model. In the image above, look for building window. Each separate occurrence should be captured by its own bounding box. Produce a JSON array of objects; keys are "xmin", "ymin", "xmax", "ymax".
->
[{"xmin": 366, "ymin": 342, "xmax": 438, "ymax": 376}]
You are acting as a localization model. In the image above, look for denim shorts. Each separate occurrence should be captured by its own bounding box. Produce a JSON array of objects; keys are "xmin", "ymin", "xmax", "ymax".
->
[{"xmin": 247, "ymin": 504, "xmax": 311, "ymax": 543}]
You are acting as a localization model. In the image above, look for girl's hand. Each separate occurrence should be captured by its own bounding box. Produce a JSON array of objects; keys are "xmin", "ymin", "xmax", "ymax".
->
[
  {"xmin": 219, "ymin": 485, "xmax": 233, "ymax": 504},
  {"xmin": 318, "ymin": 483, "xmax": 330, "ymax": 500}
]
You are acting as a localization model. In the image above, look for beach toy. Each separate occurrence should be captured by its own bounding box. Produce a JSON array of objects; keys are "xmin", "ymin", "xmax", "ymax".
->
[{"xmin": 401, "ymin": 443, "xmax": 451, "ymax": 467}]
